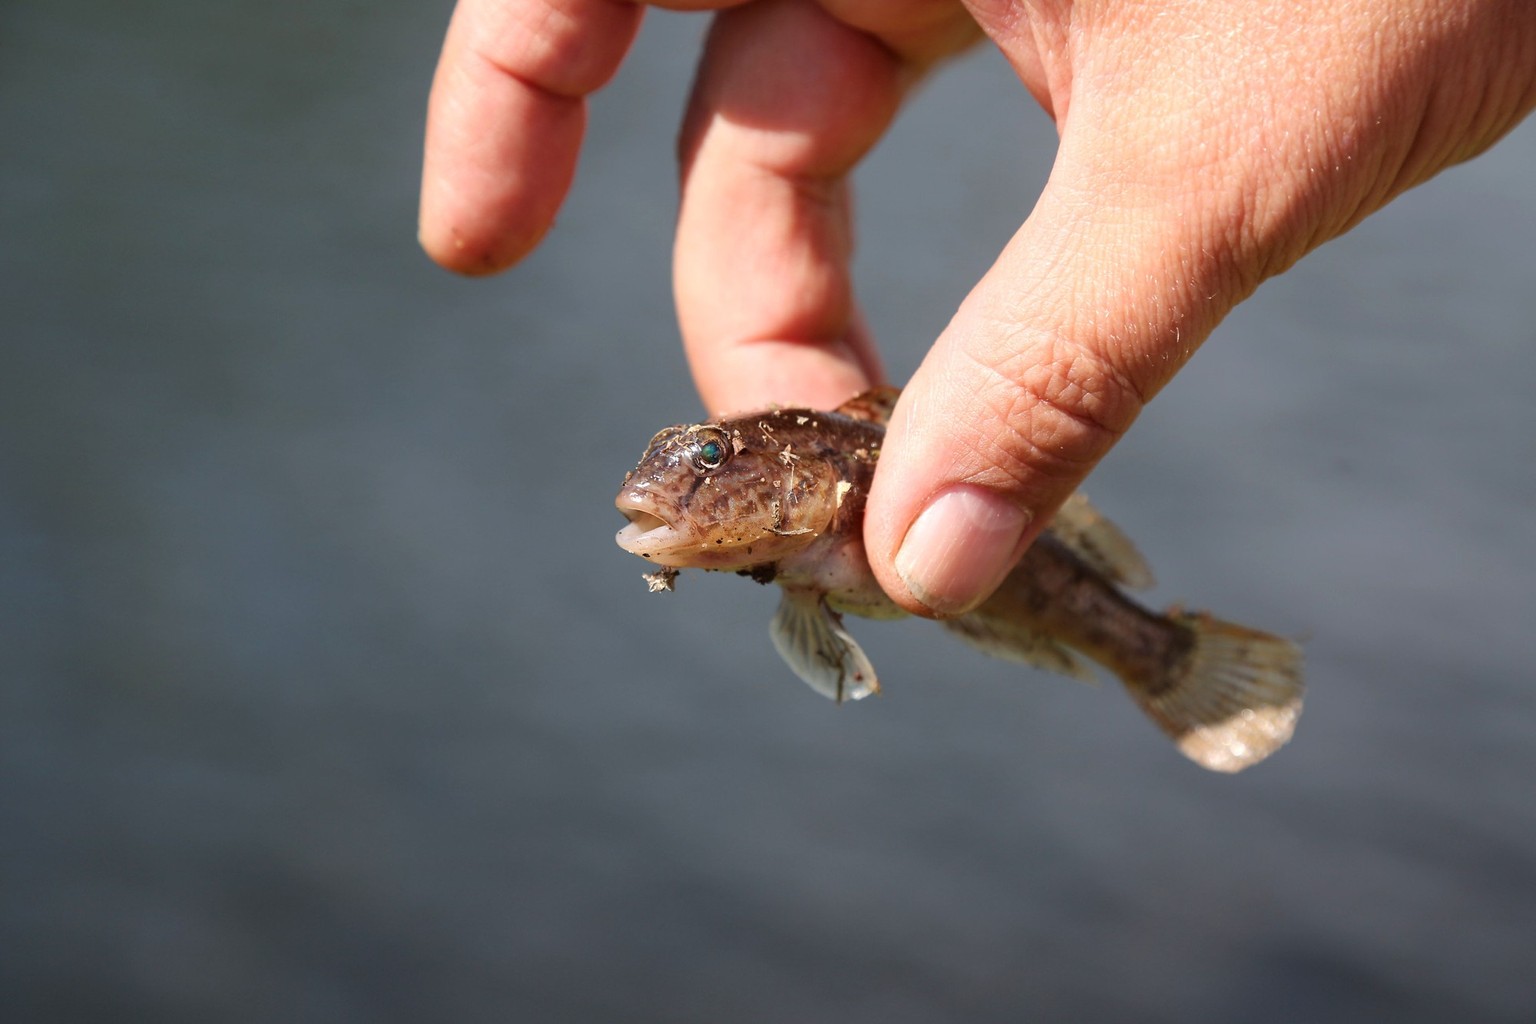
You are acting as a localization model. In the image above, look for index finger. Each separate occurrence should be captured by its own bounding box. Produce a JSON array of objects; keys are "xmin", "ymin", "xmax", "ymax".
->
[{"xmin": 419, "ymin": 0, "xmax": 643, "ymax": 274}]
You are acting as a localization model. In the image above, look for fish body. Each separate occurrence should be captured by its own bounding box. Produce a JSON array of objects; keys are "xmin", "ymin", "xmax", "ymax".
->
[{"xmin": 616, "ymin": 388, "xmax": 1303, "ymax": 772}]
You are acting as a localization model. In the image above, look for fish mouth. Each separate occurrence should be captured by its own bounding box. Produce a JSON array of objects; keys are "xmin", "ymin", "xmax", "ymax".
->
[{"xmin": 615, "ymin": 492, "xmax": 685, "ymax": 560}]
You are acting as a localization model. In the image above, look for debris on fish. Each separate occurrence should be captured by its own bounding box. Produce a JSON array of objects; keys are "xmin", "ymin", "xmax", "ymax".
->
[
  {"xmin": 615, "ymin": 387, "xmax": 1304, "ymax": 773},
  {"xmin": 642, "ymin": 567, "xmax": 680, "ymax": 593}
]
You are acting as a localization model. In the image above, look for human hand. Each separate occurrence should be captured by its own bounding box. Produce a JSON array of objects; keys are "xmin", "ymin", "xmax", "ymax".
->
[{"xmin": 420, "ymin": 0, "xmax": 1536, "ymax": 617}]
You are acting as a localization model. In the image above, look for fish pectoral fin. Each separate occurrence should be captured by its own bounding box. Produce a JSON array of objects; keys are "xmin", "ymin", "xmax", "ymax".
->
[{"xmin": 770, "ymin": 588, "xmax": 879, "ymax": 703}]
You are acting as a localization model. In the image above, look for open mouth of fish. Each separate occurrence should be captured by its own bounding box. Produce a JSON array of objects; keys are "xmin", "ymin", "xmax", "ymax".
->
[{"xmin": 615, "ymin": 493, "xmax": 682, "ymax": 557}]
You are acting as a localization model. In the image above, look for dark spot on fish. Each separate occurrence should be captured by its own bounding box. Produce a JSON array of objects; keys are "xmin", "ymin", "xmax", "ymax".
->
[{"xmin": 744, "ymin": 563, "xmax": 778, "ymax": 585}]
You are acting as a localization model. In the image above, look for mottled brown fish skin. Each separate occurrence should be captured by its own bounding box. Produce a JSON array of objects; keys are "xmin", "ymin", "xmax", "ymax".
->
[
  {"xmin": 616, "ymin": 392, "xmax": 1304, "ymax": 772},
  {"xmin": 977, "ymin": 534, "xmax": 1196, "ymax": 694},
  {"xmin": 617, "ymin": 404, "xmax": 1184, "ymax": 668},
  {"xmin": 615, "ymin": 408, "xmax": 882, "ymax": 576}
]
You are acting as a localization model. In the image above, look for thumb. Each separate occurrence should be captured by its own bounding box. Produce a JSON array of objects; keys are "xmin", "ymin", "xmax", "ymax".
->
[
  {"xmin": 864, "ymin": 157, "xmax": 1250, "ymax": 617},
  {"xmin": 861, "ymin": 0, "xmax": 1536, "ymax": 618}
]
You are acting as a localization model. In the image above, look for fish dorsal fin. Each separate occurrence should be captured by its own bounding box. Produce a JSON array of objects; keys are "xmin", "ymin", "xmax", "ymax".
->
[
  {"xmin": 1046, "ymin": 492, "xmax": 1156, "ymax": 590},
  {"xmin": 834, "ymin": 386, "xmax": 901, "ymax": 425},
  {"xmin": 770, "ymin": 587, "xmax": 880, "ymax": 703}
]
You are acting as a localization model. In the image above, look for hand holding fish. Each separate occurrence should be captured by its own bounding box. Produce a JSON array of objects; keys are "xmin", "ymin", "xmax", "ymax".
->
[{"xmin": 421, "ymin": 0, "xmax": 1536, "ymax": 618}]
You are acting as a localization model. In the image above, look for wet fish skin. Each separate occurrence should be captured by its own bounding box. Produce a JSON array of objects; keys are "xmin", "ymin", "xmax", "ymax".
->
[
  {"xmin": 616, "ymin": 409, "xmax": 883, "ymax": 584},
  {"xmin": 615, "ymin": 389, "xmax": 1304, "ymax": 772}
]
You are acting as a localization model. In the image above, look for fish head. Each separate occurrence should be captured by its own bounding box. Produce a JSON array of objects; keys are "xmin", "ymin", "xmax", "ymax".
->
[{"xmin": 615, "ymin": 416, "xmax": 841, "ymax": 571}]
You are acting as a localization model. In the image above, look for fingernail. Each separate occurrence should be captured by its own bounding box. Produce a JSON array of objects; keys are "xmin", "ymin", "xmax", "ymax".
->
[{"xmin": 894, "ymin": 485, "xmax": 1031, "ymax": 617}]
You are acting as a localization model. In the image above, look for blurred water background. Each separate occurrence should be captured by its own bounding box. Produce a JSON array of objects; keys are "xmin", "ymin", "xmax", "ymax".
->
[{"xmin": 3, "ymin": 2, "xmax": 1535, "ymax": 1021}]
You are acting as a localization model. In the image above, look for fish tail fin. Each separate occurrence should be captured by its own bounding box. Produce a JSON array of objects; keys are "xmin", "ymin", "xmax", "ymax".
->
[{"xmin": 1126, "ymin": 611, "xmax": 1304, "ymax": 773}]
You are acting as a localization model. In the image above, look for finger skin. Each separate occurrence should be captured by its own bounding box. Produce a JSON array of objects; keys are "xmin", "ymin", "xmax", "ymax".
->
[
  {"xmin": 866, "ymin": 0, "xmax": 1536, "ymax": 616},
  {"xmin": 673, "ymin": 0, "xmax": 912, "ymax": 416},
  {"xmin": 418, "ymin": 0, "xmax": 1536, "ymax": 620},
  {"xmin": 419, "ymin": 0, "xmax": 643, "ymax": 274}
]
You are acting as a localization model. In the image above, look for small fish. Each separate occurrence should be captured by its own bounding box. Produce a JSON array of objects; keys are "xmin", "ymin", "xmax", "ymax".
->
[{"xmin": 615, "ymin": 387, "xmax": 1303, "ymax": 772}]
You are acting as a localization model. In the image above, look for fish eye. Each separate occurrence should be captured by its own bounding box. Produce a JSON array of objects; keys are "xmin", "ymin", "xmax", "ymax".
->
[{"xmin": 689, "ymin": 429, "xmax": 731, "ymax": 472}]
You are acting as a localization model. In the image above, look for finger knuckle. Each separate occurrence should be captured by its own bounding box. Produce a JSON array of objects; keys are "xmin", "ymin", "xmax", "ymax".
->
[{"xmin": 974, "ymin": 339, "xmax": 1145, "ymax": 486}]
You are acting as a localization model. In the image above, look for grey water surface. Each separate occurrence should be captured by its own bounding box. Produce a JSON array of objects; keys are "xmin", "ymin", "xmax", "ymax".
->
[{"xmin": 3, "ymin": 3, "xmax": 1535, "ymax": 1022}]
